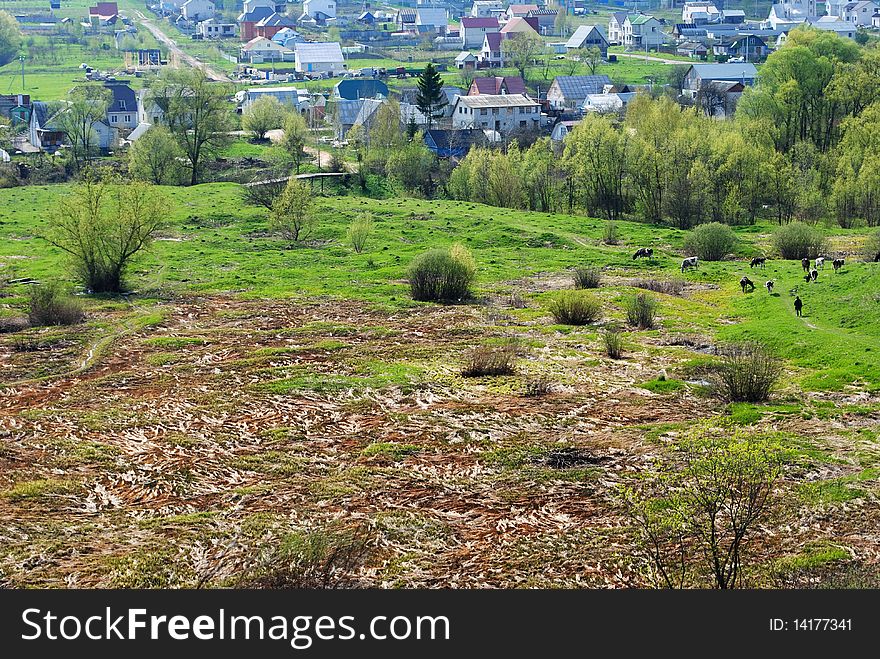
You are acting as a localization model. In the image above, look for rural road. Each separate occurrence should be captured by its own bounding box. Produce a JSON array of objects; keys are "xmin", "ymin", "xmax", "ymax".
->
[
  {"xmin": 133, "ymin": 10, "xmax": 232, "ymax": 82},
  {"xmin": 264, "ymin": 128, "xmax": 356, "ymax": 172}
]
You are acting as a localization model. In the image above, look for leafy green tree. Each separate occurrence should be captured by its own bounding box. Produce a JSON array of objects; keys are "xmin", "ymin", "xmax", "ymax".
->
[
  {"xmin": 387, "ymin": 141, "xmax": 436, "ymax": 195},
  {"xmin": 278, "ymin": 111, "xmax": 309, "ymax": 173},
  {"xmin": 44, "ymin": 175, "xmax": 166, "ymax": 293},
  {"xmin": 415, "ymin": 63, "xmax": 447, "ymax": 130},
  {"xmin": 55, "ymin": 84, "xmax": 112, "ymax": 171},
  {"xmin": 564, "ymin": 114, "xmax": 629, "ymax": 221},
  {"xmin": 128, "ymin": 126, "xmax": 183, "ymax": 185},
  {"xmin": 271, "ymin": 179, "xmax": 313, "ymax": 241},
  {"xmin": 624, "ymin": 424, "xmax": 783, "ymax": 589},
  {"xmin": 0, "ymin": 11, "xmax": 21, "ymax": 67},
  {"xmin": 148, "ymin": 69, "xmax": 233, "ymax": 185},
  {"xmin": 583, "ymin": 46, "xmax": 603, "ymax": 75},
  {"xmin": 501, "ymin": 31, "xmax": 543, "ymax": 80},
  {"xmin": 242, "ymin": 96, "xmax": 287, "ymax": 140}
]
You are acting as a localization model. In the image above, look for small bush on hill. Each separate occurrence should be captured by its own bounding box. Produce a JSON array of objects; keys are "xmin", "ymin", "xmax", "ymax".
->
[
  {"xmin": 715, "ymin": 341, "xmax": 781, "ymax": 403},
  {"xmin": 408, "ymin": 244, "xmax": 475, "ymax": 302},
  {"xmin": 573, "ymin": 267, "xmax": 601, "ymax": 289},
  {"xmin": 347, "ymin": 212, "xmax": 374, "ymax": 254},
  {"xmin": 461, "ymin": 341, "xmax": 518, "ymax": 377},
  {"xmin": 27, "ymin": 284, "xmax": 84, "ymax": 327},
  {"xmin": 773, "ymin": 222, "xmax": 827, "ymax": 259},
  {"xmin": 548, "ymin": 291, "xmax": 602, "ymax": 325},
  {"xmin": 603, "ymin": 326, "xmax": 623, "ymax": 358},
  {"xmin": 625, "ymin": 293, "xmax": 657, "ymax": 329},
  {"xmin": 629, "ymin": 278, "xmax": 685, "ymax": 295},
  {"xmin": 683, "ymin": 222, "xmax": 736, "ymax": 261},
  {"xmin": 602, "ymin": 222, "xmax": 619, "ymax": 245}
]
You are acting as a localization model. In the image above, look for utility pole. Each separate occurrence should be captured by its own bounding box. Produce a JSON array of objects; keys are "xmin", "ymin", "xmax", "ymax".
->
[{"xmin": 19, "ymin": 55, "xmax": 25, "ymax": 90}]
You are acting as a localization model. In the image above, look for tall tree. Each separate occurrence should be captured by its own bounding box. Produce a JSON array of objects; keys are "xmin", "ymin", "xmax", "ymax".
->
[
  {"xmin": 55, "ymin": 84, "xmax": 112, "ymax": 171},
  {"xmin": 242, "ymin": 95, "xmax": 286, "ymax": 140},
  {"xmin": 415, "ymin": 63, "xmax": 447, "ymax": 130},
  {"xmin": 278, "ymin": 111, "xmax": 308, "ymax": 173},
  {"xmin": 501, "ymin": 32, "xmax": 543, "ymax": 80},
  {"xmin": 148, "ymin": 69, "xmax": 233, "ymax": 185},
  {"xmin": 128, "ymin": 125, "xmax": 183, "ymax": 185},
  {"xmin": 0, "ymin": 11, "xmax": 21, "ymax": 67}
]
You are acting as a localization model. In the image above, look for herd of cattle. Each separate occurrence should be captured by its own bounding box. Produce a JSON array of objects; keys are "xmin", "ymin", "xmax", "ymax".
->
[{"xmin": 631, "ymin": 247, "xmax": 850, "ymax": 301}]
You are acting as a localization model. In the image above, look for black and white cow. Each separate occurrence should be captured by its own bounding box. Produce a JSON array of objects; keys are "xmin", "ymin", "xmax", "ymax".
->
[
  {"xmin": 750, "ymin": 256, "xmax": 766, "ymax": 268},
  {"xmin": 740, "ymin": 276, "xmax": 755, "ymax": 293},
  {"xmin": 681, "ymin": 256, "xmax": 698, "ymax": 272},
  {"xmin": 833, "ymin": 258, "xmax": 845, "ymax": 272},
  {"xmin": 632, "ymin": 248, "xmax": 653, "ymax": 260}
]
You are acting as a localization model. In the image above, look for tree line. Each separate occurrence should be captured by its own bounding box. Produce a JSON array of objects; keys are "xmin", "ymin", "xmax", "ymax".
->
[{"xmin": 449, "ymin": 28, "xmax": 880, "ymax": 230}]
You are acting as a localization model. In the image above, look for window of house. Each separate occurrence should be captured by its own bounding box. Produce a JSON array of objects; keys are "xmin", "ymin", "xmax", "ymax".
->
[
  {"xmin": 519, "ymin": 120, "xmax": 526, "ymax": 127},
  {"xmin": 480, "ymin": 108, "xmax": 487, "ymax": 115},
  {"xmin": 125, "ymin": 115, "xmax": 131, "ymax": 122},
  {"xmin": 110, "ymin": 115, "xmax": 117, "ymax": 122},
  {"xmin": 119, "ymin": 100, "xmax": 126, "ymax": 110}
]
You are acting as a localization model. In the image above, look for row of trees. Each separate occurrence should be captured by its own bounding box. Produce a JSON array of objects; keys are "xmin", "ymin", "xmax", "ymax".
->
[{"xmin": 448, "ymin": 30, "xmax": 880, "ymax": 229}]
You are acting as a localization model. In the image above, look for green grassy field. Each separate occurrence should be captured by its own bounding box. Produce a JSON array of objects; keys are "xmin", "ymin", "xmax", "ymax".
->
[{"xmin": 1, "ymin": 183, "xmax": 878, "ymax": 392}]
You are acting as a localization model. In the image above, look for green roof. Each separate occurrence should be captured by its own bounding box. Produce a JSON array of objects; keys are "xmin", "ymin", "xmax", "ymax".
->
[{"xmin": 630, "ymin": 15, "xmax": 656, "ymax": 24}]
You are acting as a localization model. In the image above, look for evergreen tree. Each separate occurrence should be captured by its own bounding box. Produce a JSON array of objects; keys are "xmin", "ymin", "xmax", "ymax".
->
[{"xmin": 415, "ymin": 63, "xmax": 447, "ymax": 130}]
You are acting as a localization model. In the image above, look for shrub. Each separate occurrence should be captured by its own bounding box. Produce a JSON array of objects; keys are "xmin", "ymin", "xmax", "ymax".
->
[
  {"xmin": 408, "ymin": 245, "xmax": 475, "ymax": 302},
  {"xmin": 683, "ymin": 222, "xmax": 736, "ymax": 261},
  {"xmin": 715, "ymin": 341, "xmax": 781, "ymax": 403},
  {"xmin": 523, "ymin": 375, "xmax": 554, "ymax": 396},
  {"xmin": 602, "ymin": 221, "xmax": 619, "ymax": 245},
  {"xmin": 603, "ymin": 326, "xmax": 623, "ymax": 358},
  {"xmin": 573, "ymin": 267, "xmax": 601, "ymax": 289},
  {"xmin": 235, "ymin": 525, "xmax": 373, "ymax": 589},
  {"xmin": 629, "ymin": 278, "xmax": 685, "ymax": 295},
  {"xmin": 625, "ymin": 293, "xmax": 657, "ymax": 329},
  {"xmin": 773, "ymin": 221, "xmax": 828, "ymax": 260},
  {"xmin": 27, "ymin": 284, "xmax": 84, "ymax": 327},
  {"xmin": 346, "ymin": 212, "xmax": 374, "ymax": 254},
  {"xmin": 863, "ymin": 228, "xmax": 880, "ymax": 262},
  {"xmin": 271, "ymin": 179, "xmax": 314, "ymax": 242},
  {"xmin": 461, "ymin": 341, "xmax": 518, "ymax": 377},
  {"xmin": 548, "ymin": 291, "xmax": 602, "ymax": 325},
  {"xmin": 508, "ymin": 289, "xmax": 526, "ymax": 308}
]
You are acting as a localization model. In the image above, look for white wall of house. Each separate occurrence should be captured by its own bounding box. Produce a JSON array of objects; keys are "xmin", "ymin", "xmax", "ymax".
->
[
  {"xmin": 303, "ymin": 0, "xmax": 336, "ymax": 19},
  {"xmin": 452, "ymin": 97, "xmax": 540, "ymax": 133},
  {"xmin": 181, "ymin": 0, "xmax": 215, "ymax": 22}
]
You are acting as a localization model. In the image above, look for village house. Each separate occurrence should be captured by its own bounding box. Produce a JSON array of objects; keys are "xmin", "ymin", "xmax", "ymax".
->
[
  {"xmin": 334, "ymin": 79, "xmax": 389, "ymax": 101},
  {"xmin": 423, "ymin": 128, "xmax": 485, "ymax": 158},
  {"xmin": 564, "ymin": 24, "xmax": 610, "ymax": 58},
  {"xmin": 470, "ymin": 1, "xmax": 504, "ymax": 18},
  {"xmin": 461, "ymin": 16, "xmax": 499, "ymax": 48},
  {"xmin": 302, "ymin": 0, "xmax": 336, "ymax": 21},
  {"xmin": 237, "ymin": 86, "xmax": 311, "ymax": 112},
  {"xmin": 396, "ymin": 8, "xmax": 417, "ymax": 31},
  {"xmin": 416, "ymin": 8, "xmax": 448, "ymax": 34},
  {"xmin": 0, "ymin": 94, "xmax": 31, "ymax": 125},
  {"xmin": 295, "ymin": 41, "xmax": 346, "ymax": 75},
  {"xmin": 712, "ymin": 34, "xmax": 768, "ymax": 61},
  {"xmin": 499, "ymin": 16, "xmax": 540, "ymax": 36},
  {"xmin": 240, "ymin": 36, "xmax": 294, "ymax": 63},
  {"xmin": 451, "ymin": 93, "xmax": 540, "ymax": 133},
  {"xmin": 238, "ymin": 1, "xmax": 275, "ymax": 41},
  {"xmin": 180, "ymin": 0, "xmax": 214, "ymax": 23},
  {"xmin": 841, "ymin": 0, "xmax": 879, "ymax": 25},
  {"xmin": 29, "ymin": 101, "xmax": 117, "ymax": 153},
  {"xmin": 622, "ymin": 14, "xmax": 665, "ymax": 49},
  {"xmin": 607, "ymin": 12, "xmax": 628, "ymax": 44},
  {"xmin": 546, "ymin": 74, "xmax": 612, "ymax": 110},
  {"xmin": 198, "ymin": 18, "xmax": 236, "ymax": 38},
  {"xmin": 682, "ymin": 2, "xmax": 721, "ymax": 24},
  {"xmin": 506, "ymin": 4, "xmax": 539, "ymax": 19},
  {"xmin": 105, "ymin": 81, "xmax": 138, "ymax": 131},
  {"xmin": 467, "ymin": 75, "xmax": 527, "ymax": 96},
  {"xmin": 272, "ymin": 27, "xmax": 305, "ymax": 49},
  {"xmin": 480, "ymin": 32, "xmax": 506, "ymax": 66},
  {"xmin": 255, "ymin": 12, "xmax": 298, "ymax": 39},
  {"xmin": 526, "ymin": 9, "xmax": 558, "ymax": 35},
  {"xmin": 455, "ymin": 51, "xmax": 477, "ymax": 69}
]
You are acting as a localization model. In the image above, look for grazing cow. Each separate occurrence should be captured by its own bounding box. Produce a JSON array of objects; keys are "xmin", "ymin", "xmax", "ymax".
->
[
  {"xmin": 765, "ymin": 280, "xmax": 774, "ymax": 293},
  {"xmin": 632, "ymin": 247, "xmax": 653, "ymax": 260},
  {"xmin": 815, "ymin": 256, "xmax": 825, "ymax": 269},
  {"xmin": 750, "ymin": 256, "xmax": 766, "ymax": 268},
  {"xmin": 802, "ymin": 257, "xmax": 810, "ymax": 272},
  {"xmin": 810, "ymin": 268, "xmax": 818, "ymax": 282},
  {"xmin": 681, "ymin": 256, "xmax": 698, "ymax": 272},
  {"xmin": 804, "ymin": 273, "xmax": 812, "ymax": 283},
  {"xmin": 740, "ymin": 276, "xmax": 755, "ymax": 293},
  {"xmin": 833, "ymin": 258, "xmax": 845, "ymax": 272},
  {"xmin": 875, "ymin": 251, "xmax": 880, "ymax": 262},
  {"xmin": 794, "ymin": 296, "xmax": 803, "ymax": 317}
]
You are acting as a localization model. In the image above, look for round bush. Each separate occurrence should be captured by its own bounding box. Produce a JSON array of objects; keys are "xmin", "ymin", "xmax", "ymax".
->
[
  {"xmin": 408, "ymin": 247, "xmax": 475, "ymax": 301},
  {"xmin": 683, "ymin": 222, "xmax": 737, "ymax": 261},
  {"xmin": 548, "ymin": 291, "xmax": 602, "ymax": 325},
  {"xmin": 772, "ymin": 222, "xmax": 828, "ymax": 260}
]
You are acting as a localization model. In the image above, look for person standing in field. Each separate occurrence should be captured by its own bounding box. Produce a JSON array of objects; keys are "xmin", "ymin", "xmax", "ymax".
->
[{"xmin": 794, "ymin": 296, "xmax": 803, "ymax": 317}]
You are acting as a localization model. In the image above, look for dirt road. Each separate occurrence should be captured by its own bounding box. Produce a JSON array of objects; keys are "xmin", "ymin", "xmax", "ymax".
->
[{"xmin": 133, "ymin": 10, "xmax": 232, "ymax": 82}]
